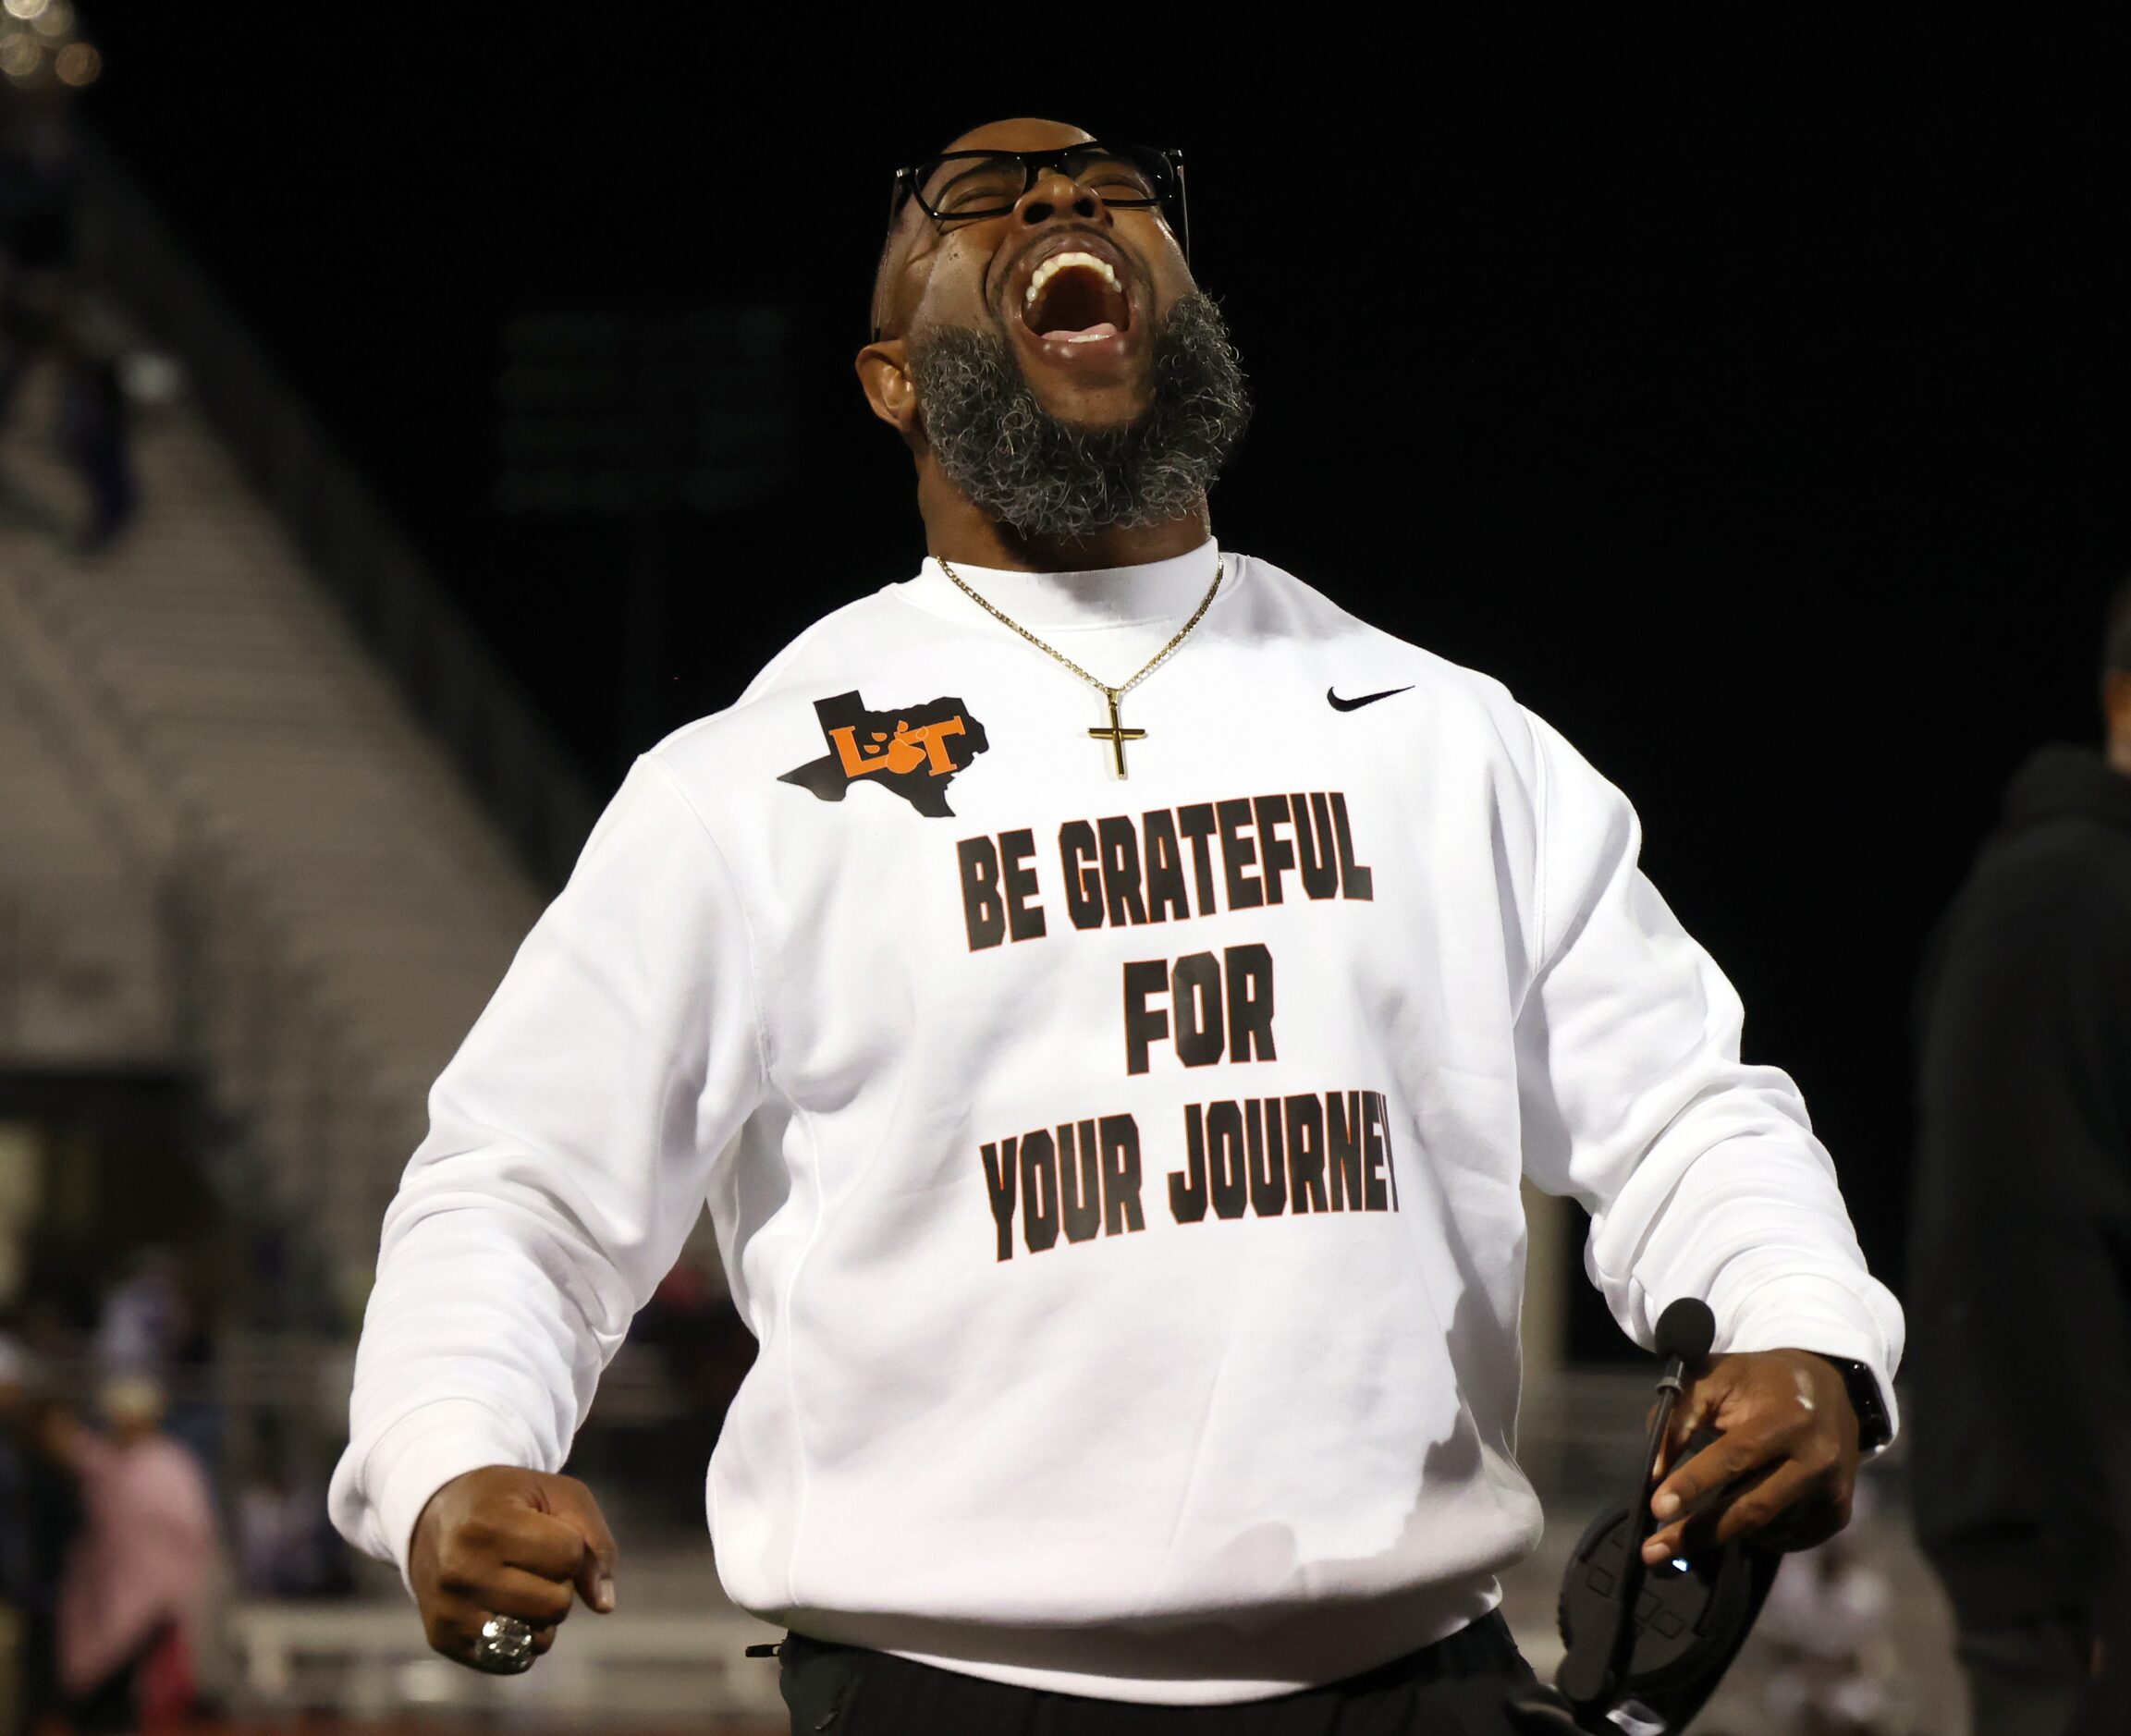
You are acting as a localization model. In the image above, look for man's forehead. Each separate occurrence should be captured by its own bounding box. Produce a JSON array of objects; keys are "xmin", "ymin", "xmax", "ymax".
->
[{"xmin": 935, "ymin": 116, "xmax": 1096, "ymax": 157}]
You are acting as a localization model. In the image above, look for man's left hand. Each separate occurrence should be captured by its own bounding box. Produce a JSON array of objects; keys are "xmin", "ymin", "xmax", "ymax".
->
[{"xmin": 1640, "ymin": 1348, "xmax": 1859, "ymax": 1565}]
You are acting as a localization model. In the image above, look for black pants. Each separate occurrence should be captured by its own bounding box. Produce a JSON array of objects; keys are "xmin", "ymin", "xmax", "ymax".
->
[
  {"xmin": 778, "ymin": 1612, "xmax": 1575, "ymax": 1734},
  {"xmin": 66, "ymin": 1622, "xmax": 166, "ymax": 1736},
  {"xmin": 8, "ymin": 1610, "xmax": 58, "ymax": 1736},
  {"xmin": 1958, "ymin": 1612, "xmax": 2088, "ymax": 1736}
]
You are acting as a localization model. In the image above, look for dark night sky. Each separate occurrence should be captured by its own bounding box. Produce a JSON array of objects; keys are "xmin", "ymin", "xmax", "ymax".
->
[{"xmin": 79, "ymin": 11, "xmax": 2131, "ymax": 1347}]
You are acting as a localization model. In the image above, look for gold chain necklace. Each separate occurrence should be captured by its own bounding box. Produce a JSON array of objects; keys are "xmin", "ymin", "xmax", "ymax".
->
[{"xmin": 937, "ymin": 551, "xmax": 1225, "ymax": 778}]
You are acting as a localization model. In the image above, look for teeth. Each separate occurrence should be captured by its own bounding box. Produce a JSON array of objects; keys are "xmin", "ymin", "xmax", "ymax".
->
[{"xmin": 1024, "ymin": 251, "xmax": 1121, "ymax": 307}]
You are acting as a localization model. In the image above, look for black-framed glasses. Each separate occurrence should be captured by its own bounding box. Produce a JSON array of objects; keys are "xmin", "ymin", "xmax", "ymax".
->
[
  {"xmin": 873, "ymin": 141, "xmax": 1189, "ymax": 338},
  {"xmin": 891, "ymin": 142, "xmax": 1187, "ymax": 250}
]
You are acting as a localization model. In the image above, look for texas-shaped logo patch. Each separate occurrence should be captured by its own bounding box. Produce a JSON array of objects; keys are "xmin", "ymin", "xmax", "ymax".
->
[{"xmin": 779, "ymin": 691, "xmax": 989, "ymax": 817}]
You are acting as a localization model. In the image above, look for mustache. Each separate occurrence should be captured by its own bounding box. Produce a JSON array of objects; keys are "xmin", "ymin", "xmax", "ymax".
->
[{"xmin": 909, "ymin": 294, "xmax": 1252, "ymax": 543}]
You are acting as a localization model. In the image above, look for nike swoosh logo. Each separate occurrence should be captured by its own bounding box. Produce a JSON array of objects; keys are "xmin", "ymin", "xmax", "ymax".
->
[{"xmin": 1327, "ymin": 685, "xmax": 1414, "ymax": 712}]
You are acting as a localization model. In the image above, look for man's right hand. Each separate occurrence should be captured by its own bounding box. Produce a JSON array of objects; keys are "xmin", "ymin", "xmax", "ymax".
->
[{"xmin": 410, "ymin": 1466, "xmax": 618, "ymax": 1670}]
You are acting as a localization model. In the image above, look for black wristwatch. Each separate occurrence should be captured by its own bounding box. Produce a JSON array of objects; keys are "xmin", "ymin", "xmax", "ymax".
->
[{"xmin": 1808, "ymin": 1354, "xmax": 1893, "ymax": 1454}]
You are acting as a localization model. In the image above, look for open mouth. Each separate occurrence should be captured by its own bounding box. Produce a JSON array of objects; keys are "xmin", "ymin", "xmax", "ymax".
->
[{"xmin": 1020, "ymin": 251, "xmax": 1133, "ymax": 344}]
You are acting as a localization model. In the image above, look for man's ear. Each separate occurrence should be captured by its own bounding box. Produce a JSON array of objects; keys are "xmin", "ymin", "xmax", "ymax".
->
[
  {"xmin": 857, "ymin": 339, "xmax": 921, "ymax": 446},
  {"xmin": 2105, "ymin": 670, "xmax": 2131, "ymax": 770}
]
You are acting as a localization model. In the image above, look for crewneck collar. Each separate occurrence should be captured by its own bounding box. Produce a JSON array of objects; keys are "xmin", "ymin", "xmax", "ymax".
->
[{"xmin": 914, "ymin": 538, "xmax": 1228, "ymax": 634}]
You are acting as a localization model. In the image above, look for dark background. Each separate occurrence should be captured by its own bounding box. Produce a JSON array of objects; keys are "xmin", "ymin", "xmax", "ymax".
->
[{"xmin": 79, "ymin": 11, "xmax": 2131, "ymax": 1351}]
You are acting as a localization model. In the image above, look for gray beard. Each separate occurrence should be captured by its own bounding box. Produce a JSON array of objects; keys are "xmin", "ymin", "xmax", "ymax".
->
[{"xmin": 909, "ymin": 292, "xmax": 1252, "ymax": 544}]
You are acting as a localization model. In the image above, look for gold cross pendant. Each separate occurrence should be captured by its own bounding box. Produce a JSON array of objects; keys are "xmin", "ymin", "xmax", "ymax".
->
[{"xmin": 1087, "ymin": 689, "xmax": 1147, "ymax": 778}]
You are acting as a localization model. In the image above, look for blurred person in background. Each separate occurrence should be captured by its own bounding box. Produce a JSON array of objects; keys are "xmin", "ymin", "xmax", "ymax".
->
[
  {"xmin": 235, "ymin": 1416, "xmax": 350, "ymax": 1601},
  {"xmin": 0, "ymin": 1336, "xmax": 80, "ymax": 1736},
  {"xmin": 94, "ymin": 1248, "xmax": 218, "ymax": 1478},
  {"xmin": 91, "ymin": 1248, "xmax": 189, "ymax": 1377},
  {"xmin": 0, "ymin": 76, "xmax": 136, "ymax": 551},
  {"xmin": 53, "ymin": 1376, "xmax": 215, "ymax": 1734},
  {"xmin": 1909, "ymin": 578, "xmax": 2131, "ymax": 1735}
]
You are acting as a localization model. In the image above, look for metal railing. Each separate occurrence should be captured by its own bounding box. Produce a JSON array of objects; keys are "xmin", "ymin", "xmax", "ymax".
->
[{"xmin": 67, "ymin": 129, "xmax": 597, "ymax": 891}]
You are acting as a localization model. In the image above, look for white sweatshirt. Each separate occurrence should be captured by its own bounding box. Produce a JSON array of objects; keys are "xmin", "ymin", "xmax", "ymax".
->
[{"xmin": 329, "ymin": 542, "xmax": 1903, "ymax": 1705}]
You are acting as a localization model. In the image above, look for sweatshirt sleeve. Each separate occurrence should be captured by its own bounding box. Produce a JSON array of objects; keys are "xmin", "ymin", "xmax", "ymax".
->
[
  {"xmin": 327, "ymin": 752, "xmax": 766, "ymax": 1573},
  {"xmin": 1513, "ymin": 712, "xmax": 1904, "ymax": 1427}
]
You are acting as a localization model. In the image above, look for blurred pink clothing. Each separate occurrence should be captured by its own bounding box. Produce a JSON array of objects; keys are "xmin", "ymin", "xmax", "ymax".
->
[{"xmin": 57, "ymin": 1433, "xmax": 216, "ymax": 1695}]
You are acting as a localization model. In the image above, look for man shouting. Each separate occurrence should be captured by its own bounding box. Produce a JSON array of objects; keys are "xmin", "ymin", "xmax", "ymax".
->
[{"xmin": 330, "ymin": 117, "xmax": 1903, "ymax": 1733}]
